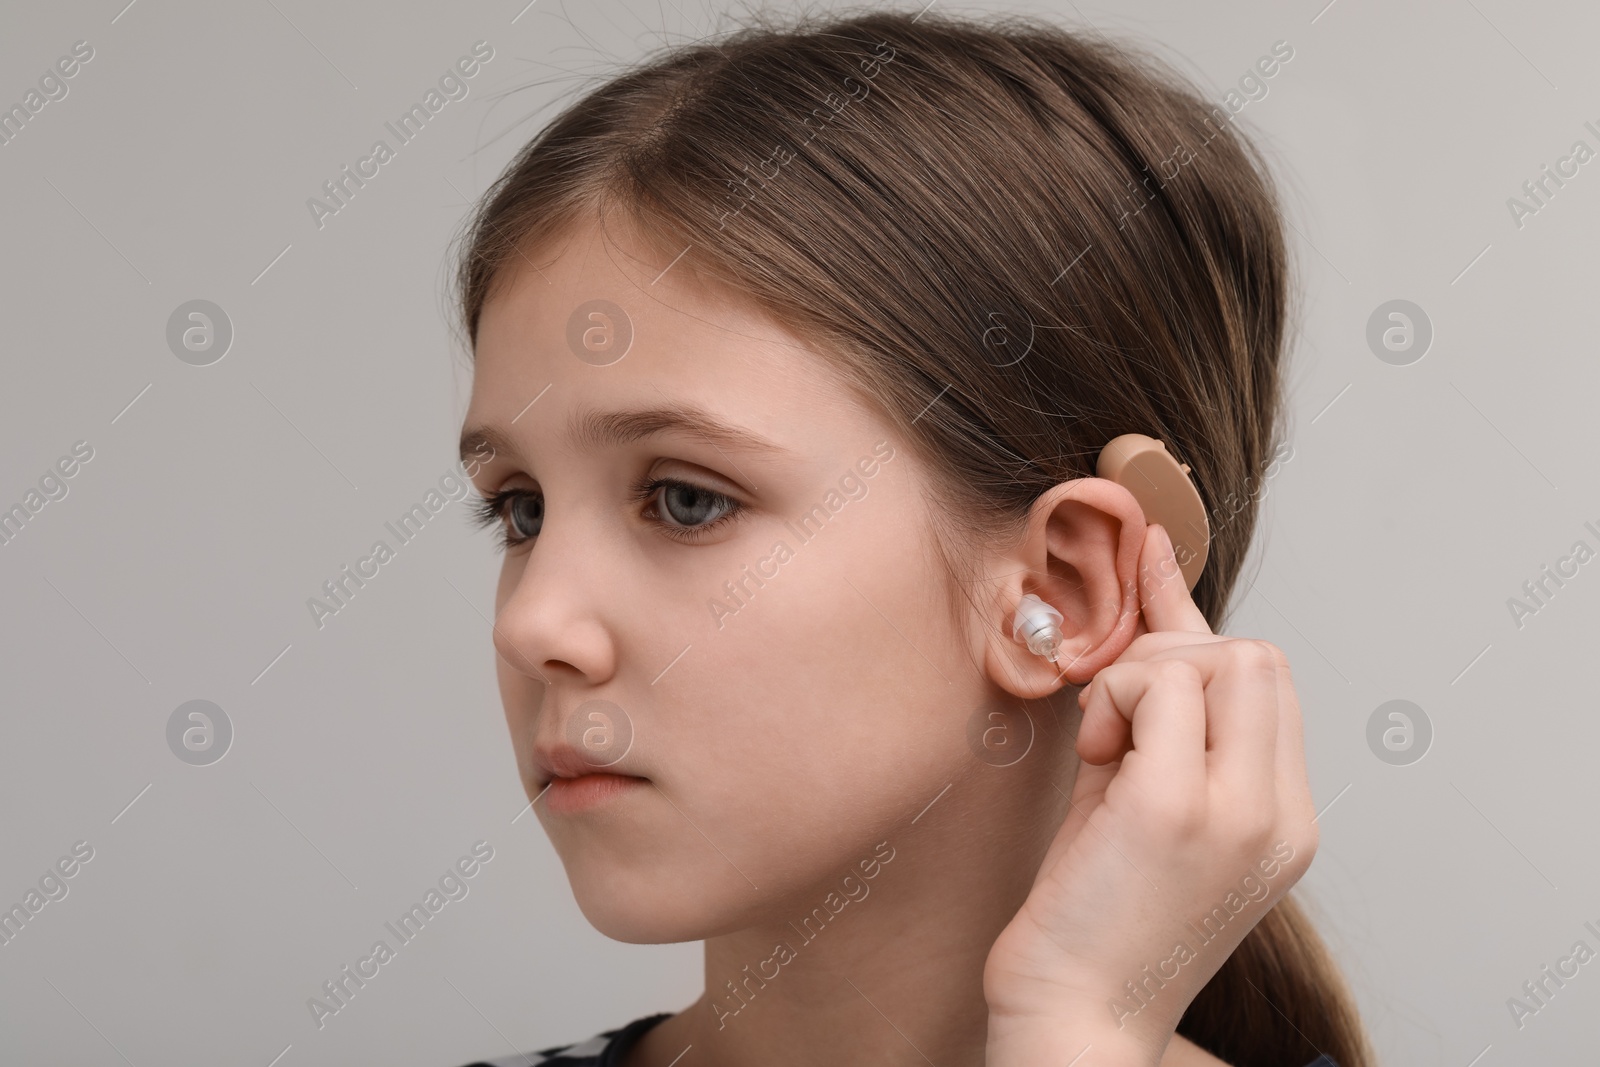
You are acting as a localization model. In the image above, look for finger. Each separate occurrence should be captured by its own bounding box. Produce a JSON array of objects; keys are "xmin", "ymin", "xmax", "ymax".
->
[
  {"xmin": 1268, "ymin": 646, "xmax": 1317, "ymax": 832},
  {"xmin": 1081, "ymin": 638, "xmax": 1279, "ymax": 812},
  {"xmin": 1138, "ymin": 523, "xmax": 1212, "ymax": 635},
  {"xmin": 1198, "ymin": 640, "xmax": 1280, "ymax": 816},
  {"xmin": 1108, "ymin": 629, "xmax": 1231, "ymax": 663},
  {"xmin": 1078, "ymin": 658, "xmax": 1207, "ymax": 805},
  {"xmin": 1256, "ymin": 647, "xmax": 1317, "ymax": 891}
]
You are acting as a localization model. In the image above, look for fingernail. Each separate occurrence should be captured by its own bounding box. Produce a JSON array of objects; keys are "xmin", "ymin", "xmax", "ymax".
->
[{"xmin": 1154, "ymin": 523, "xmax": 1176, "ymax": 564}]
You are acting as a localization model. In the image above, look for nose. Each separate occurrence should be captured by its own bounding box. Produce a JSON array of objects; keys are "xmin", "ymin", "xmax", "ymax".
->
[{"xmin": 491, "ymin": 519, "xmax": 617, "ymax": 684}]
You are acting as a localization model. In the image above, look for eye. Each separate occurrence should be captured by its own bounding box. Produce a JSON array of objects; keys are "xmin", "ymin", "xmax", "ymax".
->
[
  {"xmin": 631, "ymin": 475, "xmax": 745, "ymax": 542},
  {"xmin": 470, "ymin": 489, "xmax": 543, "ymax": 550},
  {"xmin": 469, "ymin": 477, "xmax": 744, "ymax": 552}
]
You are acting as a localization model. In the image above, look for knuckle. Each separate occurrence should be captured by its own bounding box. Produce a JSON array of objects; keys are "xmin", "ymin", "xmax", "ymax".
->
[
  {"xmin": 1085, "ymin": 662, "xmax": 1124, "ymax": 697},
  {"xmin": 1234, "ymin": 638, "xmax": 1280, "ymax": 677},
  {"xmin": 1256, "ymin": 639, "xmax": 1290, "ymax": 669},
  {"xmin": 1154, "ymin": 658, "xmax": 1202, "ymax": 689}
]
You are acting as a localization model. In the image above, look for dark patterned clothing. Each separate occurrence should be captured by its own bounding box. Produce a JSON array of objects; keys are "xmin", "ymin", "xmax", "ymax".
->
[
  {"xmin": 456, "ymin": 1013, "xmax": 672, "ymax": 1067},
  {"xmin": 457, "ymin": 1013, "xmax": 1342, "ymax": 1066}
]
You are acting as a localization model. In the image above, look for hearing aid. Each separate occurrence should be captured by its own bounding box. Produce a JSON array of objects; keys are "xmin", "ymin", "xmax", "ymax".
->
[
  {"xmin": 1011, "ymin": 433, "xmax": 1210, "ymax": 661},
  {"xmin": 1095, "ymin": 433, "xmax": 1210, "ymax": 592}
]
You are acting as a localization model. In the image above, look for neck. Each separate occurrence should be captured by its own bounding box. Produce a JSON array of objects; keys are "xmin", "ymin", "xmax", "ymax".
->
[{"xmin": 631, "ymin": 697, "xmax": 1081, "ymax": 1067}]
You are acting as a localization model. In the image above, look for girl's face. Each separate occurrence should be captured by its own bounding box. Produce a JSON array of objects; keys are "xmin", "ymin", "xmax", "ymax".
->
[{"xmin": 463, "ymin": 216, "xmax": 994, "ymax": 941}]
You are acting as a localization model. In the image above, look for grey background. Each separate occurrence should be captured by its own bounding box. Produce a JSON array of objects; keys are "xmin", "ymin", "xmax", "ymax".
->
[{"xmin": 1, "ymin": 0, "xmax": 1595, "ymax": 1064}]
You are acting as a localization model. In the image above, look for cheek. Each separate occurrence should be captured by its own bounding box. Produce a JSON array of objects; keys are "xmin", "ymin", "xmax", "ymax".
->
[{"xmin": 660, "ymin": 512, "xmax": 970, "ymax": 886}]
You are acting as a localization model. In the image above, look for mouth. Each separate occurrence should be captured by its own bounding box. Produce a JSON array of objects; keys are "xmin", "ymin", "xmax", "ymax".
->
[
  {"xmin": 538, "ymin": 772, "xmax": 650, "ymax": 815},
  {"xmin": 532, "ymin": 741, "xmax": 640, "ymax": 790}
]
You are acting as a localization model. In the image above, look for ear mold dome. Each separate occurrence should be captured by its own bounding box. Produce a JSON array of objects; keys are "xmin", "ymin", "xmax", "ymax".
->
[
  {"xmin": 1095, "ymin": 433, "xmax": 1210, "ymax": 592},
  {"xmin": 1010, "ymin": 593, "xmax": 1065, "ymax": 663}
]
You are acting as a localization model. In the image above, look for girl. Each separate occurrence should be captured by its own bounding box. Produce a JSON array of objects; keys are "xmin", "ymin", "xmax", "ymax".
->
[{"xmin": 451, "ymin": 8, "xmax": 1373, "ymax": 1067}]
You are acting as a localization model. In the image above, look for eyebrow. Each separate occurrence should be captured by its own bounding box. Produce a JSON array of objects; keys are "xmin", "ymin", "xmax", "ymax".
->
[{"xmin": 458, "ymin": 403, "xmax": 793, "ymax": 467}]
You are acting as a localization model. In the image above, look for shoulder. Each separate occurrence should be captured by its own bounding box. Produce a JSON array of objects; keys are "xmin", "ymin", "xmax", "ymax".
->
[{"xmin": 454, "ymin": 1012, "xmax": 673, "ymax": 1067}]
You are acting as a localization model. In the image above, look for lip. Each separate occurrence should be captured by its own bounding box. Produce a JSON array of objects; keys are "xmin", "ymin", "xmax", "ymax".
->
[
  {"xmin": 533, "ymin": 742, "xmax": 638, "ymax": 789},
  {"xmin": 540, "ymin": 773, "xmax": 650, "ymax": 815}
]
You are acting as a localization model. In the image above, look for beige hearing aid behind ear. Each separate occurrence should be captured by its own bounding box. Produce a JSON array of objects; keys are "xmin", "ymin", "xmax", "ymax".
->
[{"xmin": 1095, "ymin": 433, "xmax": 1210, "ymax": 591}]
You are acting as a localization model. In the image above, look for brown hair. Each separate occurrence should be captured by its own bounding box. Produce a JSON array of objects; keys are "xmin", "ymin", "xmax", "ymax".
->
[{"xmin": 453, "ymin": 7, "xmax": 1373, "ymax": 1066}]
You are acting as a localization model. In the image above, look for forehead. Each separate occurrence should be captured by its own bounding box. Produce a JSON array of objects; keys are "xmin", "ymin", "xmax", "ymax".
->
[{"xmin": 465, "ymin": 216, "xmax": 859, "ymax": 454}]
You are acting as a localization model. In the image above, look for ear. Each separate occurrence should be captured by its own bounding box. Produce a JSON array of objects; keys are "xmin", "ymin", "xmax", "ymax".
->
[{"xmin": 981, "ymin": 477, "xmax": 1149, "ymax": 698}]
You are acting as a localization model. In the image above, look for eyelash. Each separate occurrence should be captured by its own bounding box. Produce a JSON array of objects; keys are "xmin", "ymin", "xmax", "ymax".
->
[{"xmin": 469, "ymin": 476, "xmax": 745, "ymax": 552}]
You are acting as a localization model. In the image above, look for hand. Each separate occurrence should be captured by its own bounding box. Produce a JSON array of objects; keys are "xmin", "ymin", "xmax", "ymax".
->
[{"xmin": 983, "ymin": 523, "xmax": 1319, "ymax": 1062}]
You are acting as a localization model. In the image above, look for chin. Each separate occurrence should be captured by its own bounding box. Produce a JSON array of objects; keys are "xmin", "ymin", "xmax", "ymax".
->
[
  {"xmin": 570, "ymin": 880, "xmax": 712, "ymax": 943},
  {"xmin": 563, "ymin": 854, "xmax": 765, "ymax": 943}
]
